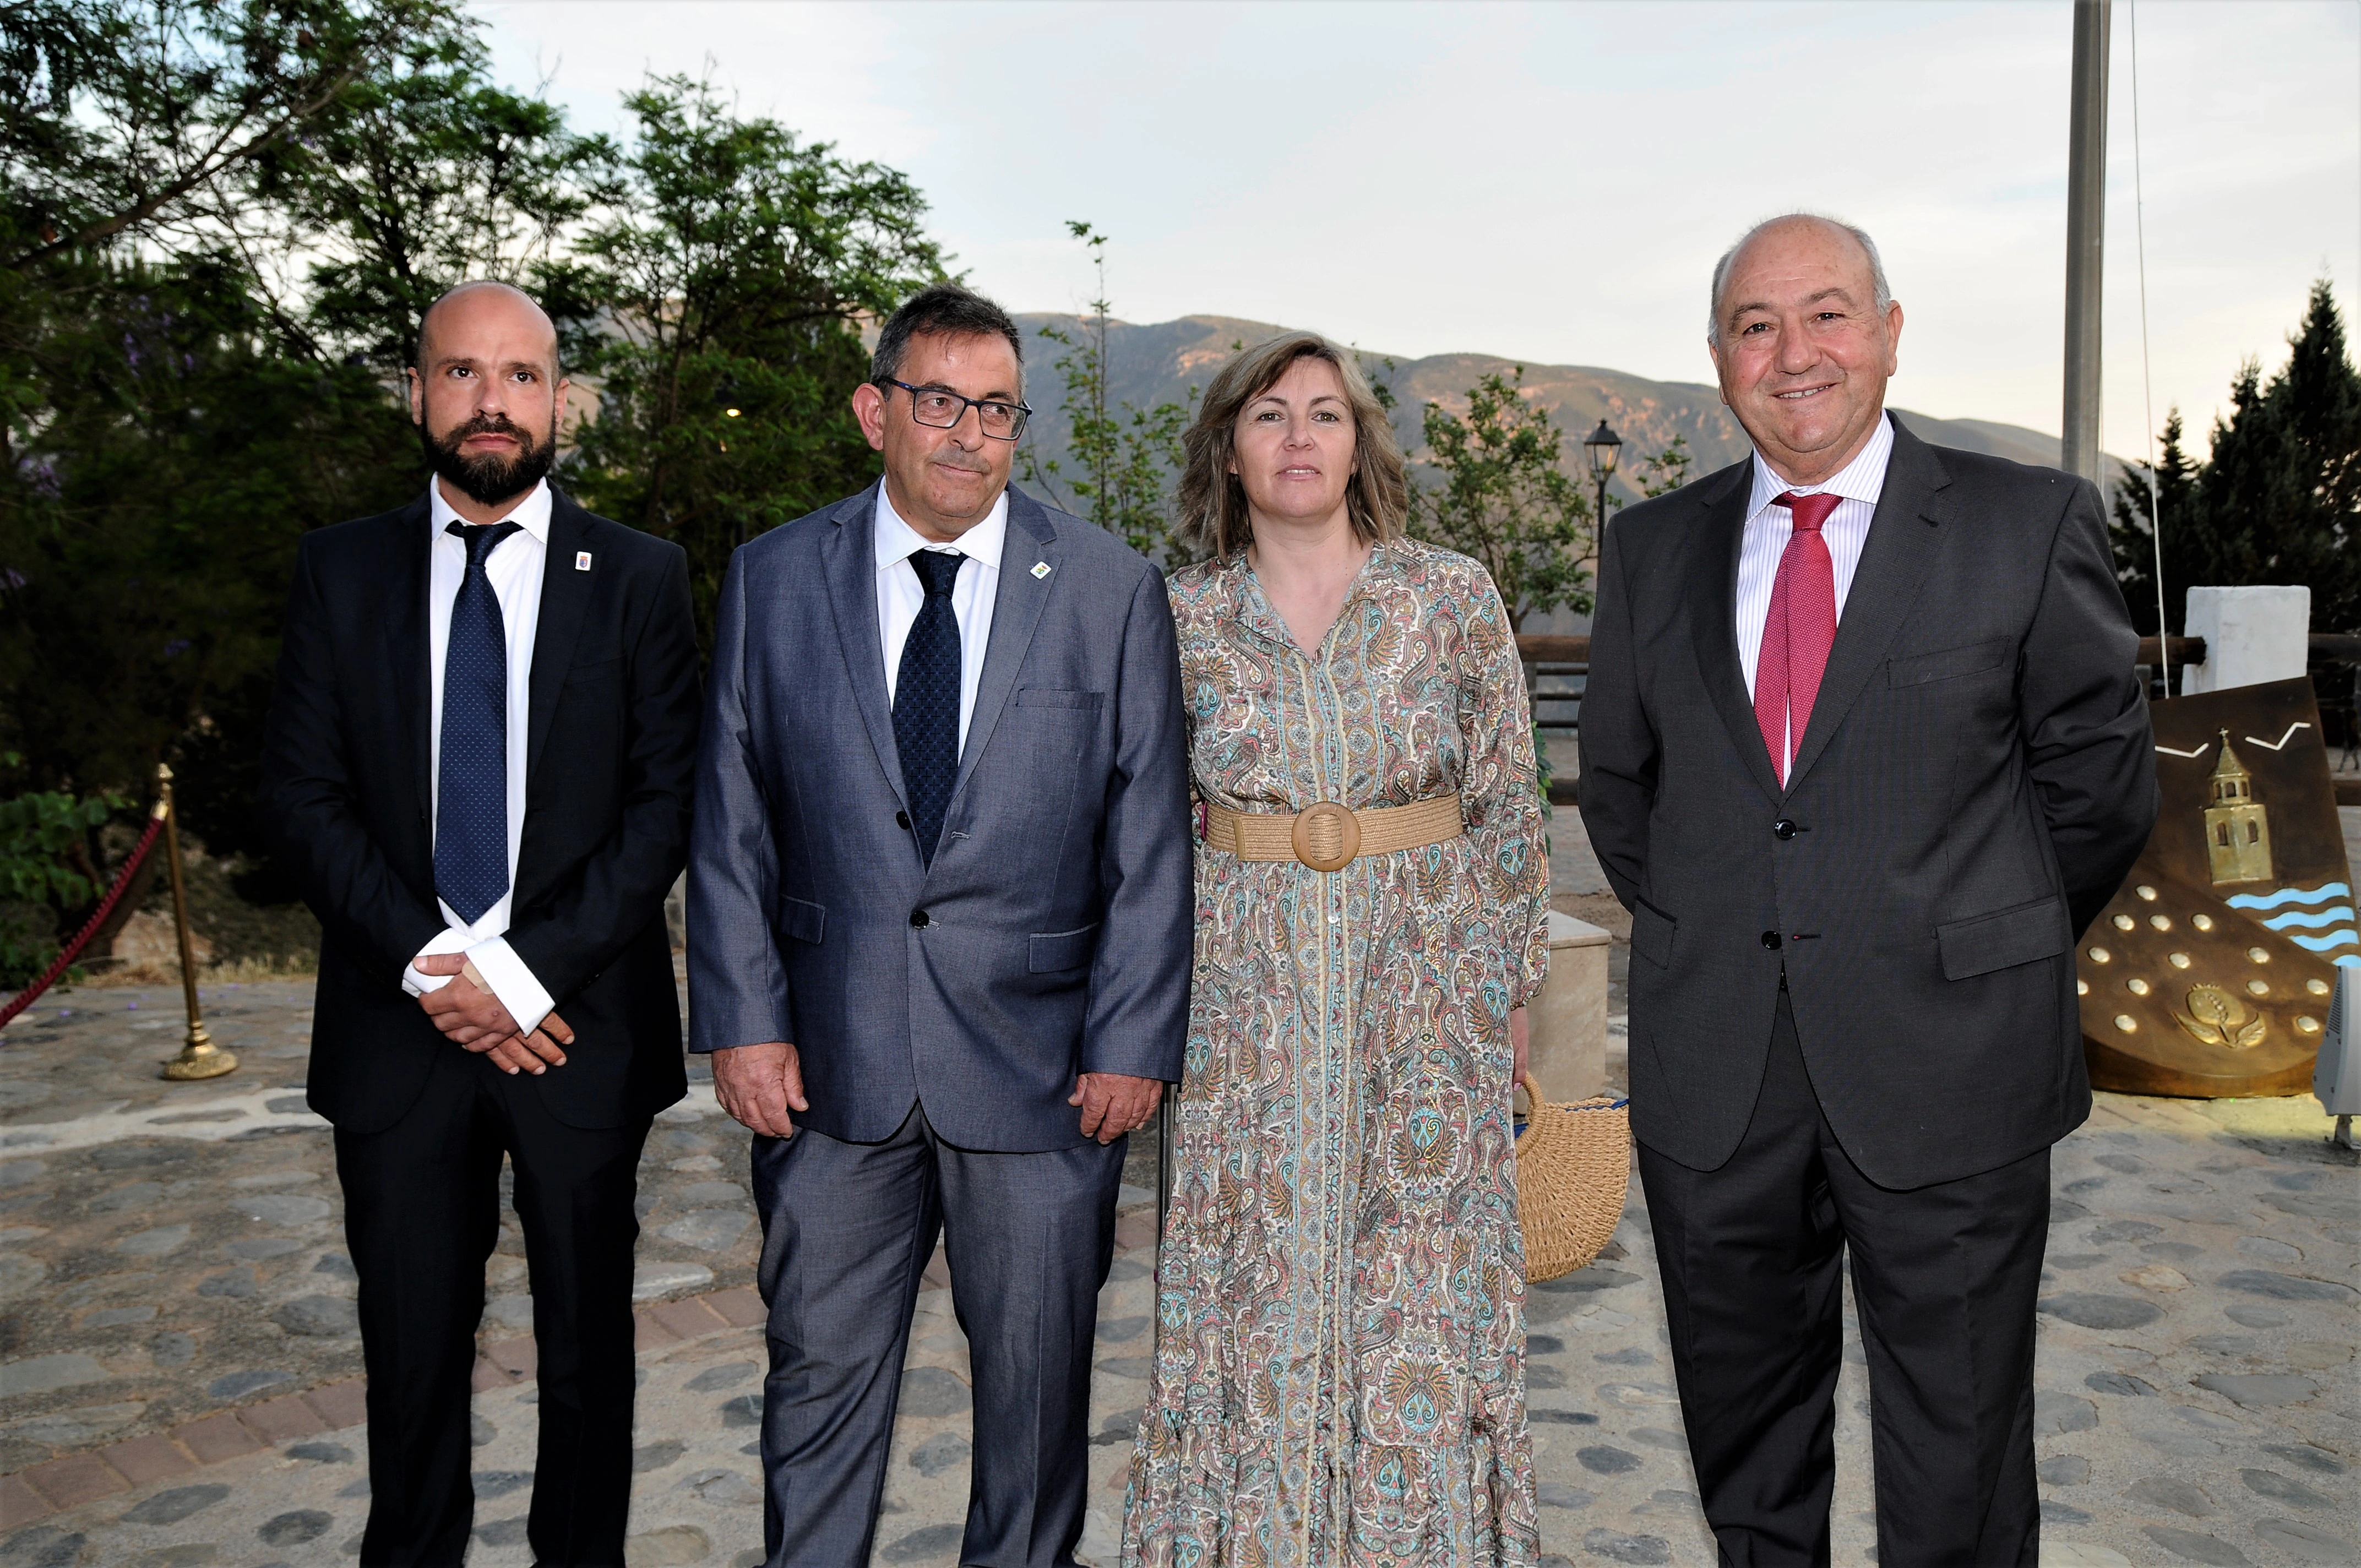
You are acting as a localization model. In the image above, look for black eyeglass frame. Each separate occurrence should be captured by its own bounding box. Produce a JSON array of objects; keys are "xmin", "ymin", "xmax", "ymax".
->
[{"xmin": 877, "ymin": 378, "xmax": 1034, "ymax": 441}]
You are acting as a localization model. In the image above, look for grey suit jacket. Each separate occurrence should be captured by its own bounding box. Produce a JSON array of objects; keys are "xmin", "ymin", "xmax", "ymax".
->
[
  {"xmin": 687, "ymin": 482, "xmax": 1193, "ymax": 1152},
  {"xmin": 1577, "ymin": 417, "xmax": 2158, "ymax": 1189}
]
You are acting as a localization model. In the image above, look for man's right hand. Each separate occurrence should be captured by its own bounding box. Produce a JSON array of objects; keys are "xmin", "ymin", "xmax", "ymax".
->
[{"xmin": 712, "ymin": 1041, "xmax": 809, "ymax": 1139}]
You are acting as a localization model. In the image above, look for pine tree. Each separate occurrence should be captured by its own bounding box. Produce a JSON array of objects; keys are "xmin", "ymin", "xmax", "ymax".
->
[{"xmin": 2113, "ymin": 280, "xmax": 2361, "ymax": 635}]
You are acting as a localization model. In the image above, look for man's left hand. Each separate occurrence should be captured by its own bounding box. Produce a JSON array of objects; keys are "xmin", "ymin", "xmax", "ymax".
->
[
  {"xmin": 415, "ymin": 953, "xmax": 519, "ymax": 1044},
  {"xmin": 1070, "ymin": 1072, "xmax": 1163, "ymax": 1145}
]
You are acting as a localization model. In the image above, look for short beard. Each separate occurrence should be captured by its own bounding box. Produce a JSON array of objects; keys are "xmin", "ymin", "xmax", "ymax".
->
[{"xmin": 421, "ymin": 411, "xmax": 555, "ymax": 508}]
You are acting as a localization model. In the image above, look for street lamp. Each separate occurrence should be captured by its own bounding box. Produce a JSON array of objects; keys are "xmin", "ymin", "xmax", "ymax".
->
[{"xmin": 1582, "ymin": 418, "xmax": 1623, "ymax": 533}]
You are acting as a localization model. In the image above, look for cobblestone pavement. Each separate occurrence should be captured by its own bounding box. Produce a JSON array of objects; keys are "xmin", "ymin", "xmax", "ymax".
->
[{"xmin": 1, "ymin": 817, "xmax": 2355, "ymax": 1565}]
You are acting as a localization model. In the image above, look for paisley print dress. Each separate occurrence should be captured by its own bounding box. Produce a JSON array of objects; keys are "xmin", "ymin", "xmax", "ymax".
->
[{"xmin": 1120, "ymin": 540, "xmax": 1551, "ymax": 1568}]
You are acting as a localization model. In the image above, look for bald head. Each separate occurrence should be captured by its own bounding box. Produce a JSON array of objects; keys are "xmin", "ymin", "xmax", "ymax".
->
[
  {"xmin": 1709, "ymin": 214, "xmax": 1890, "ymax": 347},
  {"xmin": 416, "ymin": 280, "xmax": 559, "ymax": 375}
]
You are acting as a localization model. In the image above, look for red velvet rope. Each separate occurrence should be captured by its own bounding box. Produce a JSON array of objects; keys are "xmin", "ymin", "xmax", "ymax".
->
[{"xmin": 0, "ymin": 810, "xmax": 167, "ymax": 1030}]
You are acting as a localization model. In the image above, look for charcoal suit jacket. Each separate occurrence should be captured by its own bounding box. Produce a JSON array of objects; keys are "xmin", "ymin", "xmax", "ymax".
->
[
  {"xmin": 686, "ymin": 482, "xmax": 1193, "ymax": 1152},
  {"xmin": 1577, "ymin": 416, "xmax": 2158, "ymax": 1189},
  {"xmin": 259, "ymin": 488, "xmax": 701, "ymax": 1134}
]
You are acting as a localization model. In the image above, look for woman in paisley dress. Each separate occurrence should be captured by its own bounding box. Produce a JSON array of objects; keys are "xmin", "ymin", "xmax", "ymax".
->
[{"xmin": 1121, "ymin": 333, "xmax": 1551, "ymax": 1568}]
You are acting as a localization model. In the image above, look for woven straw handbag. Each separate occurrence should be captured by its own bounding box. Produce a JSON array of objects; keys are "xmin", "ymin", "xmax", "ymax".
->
[{"xmin": 1515, "ymin": 1095, "xmax": 1633, "ymax": 1283}]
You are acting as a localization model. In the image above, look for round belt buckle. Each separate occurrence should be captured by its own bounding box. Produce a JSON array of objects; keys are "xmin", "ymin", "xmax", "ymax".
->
[{"xmin": 1291, "ymin": 801, "xmax": 1361, "ymax": 873}]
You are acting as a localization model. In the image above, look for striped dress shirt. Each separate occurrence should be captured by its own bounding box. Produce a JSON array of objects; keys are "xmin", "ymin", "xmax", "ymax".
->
[{"xmin": 1734, "ymin": 412, "xmax": 1896, "ymax": 703}]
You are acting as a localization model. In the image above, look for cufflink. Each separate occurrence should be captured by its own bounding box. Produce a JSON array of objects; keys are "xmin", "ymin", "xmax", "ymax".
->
[{"xmin": 576, "ymin": 552, "xmax": 593, "ymax": 571}]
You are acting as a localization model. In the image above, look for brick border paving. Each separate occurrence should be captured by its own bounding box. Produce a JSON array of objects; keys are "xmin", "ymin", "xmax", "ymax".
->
[{"xmin": 0, "ymin": 1283, "xmax": 769, "ymax": 1531}]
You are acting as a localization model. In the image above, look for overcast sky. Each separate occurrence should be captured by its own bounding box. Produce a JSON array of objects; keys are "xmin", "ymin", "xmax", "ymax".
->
[{"xmin": 475, "ymin": 0, "xmax": 2360, "ymax": 460}]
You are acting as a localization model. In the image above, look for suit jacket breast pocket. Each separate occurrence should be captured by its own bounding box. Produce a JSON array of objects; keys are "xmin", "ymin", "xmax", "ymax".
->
[
  {"xmin": 1887, "ymin": 638, "xmax": 2011, "ymax": 688},
  {"xmin": 1012, "ymin": 689, "xmax": 1105, "ymax": 713}
]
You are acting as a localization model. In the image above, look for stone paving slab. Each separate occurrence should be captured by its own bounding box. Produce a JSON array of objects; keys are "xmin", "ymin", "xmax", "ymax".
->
[{"xmin": 4, "ymin": 840, "xmax": 2359, "ymax": 1564}]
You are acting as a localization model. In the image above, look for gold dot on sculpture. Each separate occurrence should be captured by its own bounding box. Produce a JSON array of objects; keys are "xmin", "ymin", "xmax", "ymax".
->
[
  {"xmin": 2113, "ymin": 1014, "xmax": 2137, "ymax": 1033},
  {"xmin": 2112, "ymin": 914, "xmax": 2135, "ymax": 931},
  {"xmin": 2150, "ymin": 914, "xmax": 2172, "ymax": 931},
  {"xmin": 2307, "ymin": 977, "xmax": 2332, "ymax": 996},
  {"xmin": 2136, "ymin": 884, "xmax": 2158, "ymax": 901},
  {"xmin": 2246, "ymin": 979, "xmax": 2270, "ymax": 997},
  {"xmin": 2248, "ymin": 948, "xmax": 2270, "ymax": 964},
  {"xmin": 2168, "ymin": 952, "xmax": 2192, "ymax": 968},
  {"xmin": 2089, "ymin": 947, "xmax": 2112, "ymax": 963},
  {"xmin": 2126, "ymin": 978, "xmax": 2151, "ymax": 996},
  {"xmin": 2191, "ymin": 913, "xmax": 2215, "ymax": 932},
  {"xmin": 2296, "ymin": 1016, "xmax": 2322, "ymax": 1035},
  {"xmin": 2077, "ymin": 979, "xmax": 2091, "ymax": 996}
]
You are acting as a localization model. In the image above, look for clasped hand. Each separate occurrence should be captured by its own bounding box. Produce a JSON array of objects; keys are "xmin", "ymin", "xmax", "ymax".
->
[
  {"xmin": 412, "ymin": 953, "xmax": 574, "ymax": 1076},
  {"xmin": 711, "ymin": 1041, "xmax": 1161, "ymax": 1146}
]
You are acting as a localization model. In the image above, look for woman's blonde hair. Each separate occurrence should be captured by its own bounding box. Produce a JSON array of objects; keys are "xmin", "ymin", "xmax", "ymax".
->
[{"xmin": 1172, "ymin": 331, "xmax": 1410, "ymax": 560}]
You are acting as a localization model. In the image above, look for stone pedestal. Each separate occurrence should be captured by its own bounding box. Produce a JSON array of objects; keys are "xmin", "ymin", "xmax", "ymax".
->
[
  {"xmin": 2184, "ymin": 585, "xmax": 2310, "ymax": 693},
  {"xmin": 1527, "ymin": 910, "xmax": 1612, "ymax": 1102}
]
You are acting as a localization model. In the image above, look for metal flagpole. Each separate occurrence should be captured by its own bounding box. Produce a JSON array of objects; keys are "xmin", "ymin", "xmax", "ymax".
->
[{"xmin": 2061, "ymin": 0, "xmax": 2112, "ymax": 489}]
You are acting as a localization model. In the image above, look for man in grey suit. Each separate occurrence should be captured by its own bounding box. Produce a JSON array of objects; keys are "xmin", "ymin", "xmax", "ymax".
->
[
  {"xmin": 689, "ymin": 284, "xmax": 1192, "ymax": 1568},
  {"xmin": 1579, "ymin": 215, "xmax": 2156, "ymax": 1564}
]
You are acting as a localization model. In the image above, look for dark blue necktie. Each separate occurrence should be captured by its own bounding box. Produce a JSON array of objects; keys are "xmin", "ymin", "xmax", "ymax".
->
[
  {"xmin": 894, "ymin": 549, "xmax": 964, "ymax": 865},
  {"xmin": 436, "ymin": 520, "xmax": 523, "ymax": 923}
]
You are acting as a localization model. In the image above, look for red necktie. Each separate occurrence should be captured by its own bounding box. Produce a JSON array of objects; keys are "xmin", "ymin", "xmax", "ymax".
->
[{"xmin": 1754, "ymin": 491, "xmax": 1841, "ymax": 785}]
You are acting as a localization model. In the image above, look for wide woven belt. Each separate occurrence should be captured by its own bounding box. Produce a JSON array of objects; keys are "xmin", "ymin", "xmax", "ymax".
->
[{"xmin": 1203, "ymin": 792, "xmax": 1465, "ymax": 873}]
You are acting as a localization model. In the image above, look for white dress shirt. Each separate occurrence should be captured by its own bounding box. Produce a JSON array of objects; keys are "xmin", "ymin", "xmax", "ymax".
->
[
  {"xmin": 874, "ymin": 483, "xmax": 1007, "ymax": 755},
  {"xmin": 1734, "ymin": 411, "xmax": 1896, "ymax": 703},
  {"xmin": 401, "ymin": 477, "xmax": 556, "ymax": 1037}
]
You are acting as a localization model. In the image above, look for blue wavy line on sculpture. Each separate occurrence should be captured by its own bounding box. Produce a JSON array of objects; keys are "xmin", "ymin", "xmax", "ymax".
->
[
  {"xmin": 2284, "ymin": 929, "xmax": 2359, "ymax": 952},
  {"xmin": 2224, "ymin": 883, "xmax": 2350, "ymax": 910},
  {"xmin": 2256, "ymin": 906, "xmax": 2359, "ymax": 930}
]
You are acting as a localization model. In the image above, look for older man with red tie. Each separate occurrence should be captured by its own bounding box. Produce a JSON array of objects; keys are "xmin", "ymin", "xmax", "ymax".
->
[{"xmin": 1579, "ymin": 213, "xmax": 2157, "ymax": 1564}]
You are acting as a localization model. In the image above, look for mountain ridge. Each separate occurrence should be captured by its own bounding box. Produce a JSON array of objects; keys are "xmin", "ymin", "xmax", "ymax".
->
[{"xmin": 1011, "ymin": 311, "xmax": 2103, "ymax": 492}]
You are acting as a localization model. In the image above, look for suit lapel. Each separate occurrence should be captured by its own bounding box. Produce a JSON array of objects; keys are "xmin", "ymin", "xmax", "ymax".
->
[
  {"xmin": 1782, "ymin": 418, "xmax": 1950, "ymax": 792},
  {"xmin": 951, "ymin": 487, "xmax": 1058, "ymax": 804},
  {"xmin": 524, "ymin": 494, "xmax": 595, "ymax": 791},
  {"xmin": 382, "ymin": 497, "xmax": 436, "ymax": 820},
  {"xmin": 823, "ymin": 484, "xmax": 907, "ymax": 810},
  {"xmin": 1686, "ymin": 464, "xmax": 1784, "ymax": 803}
]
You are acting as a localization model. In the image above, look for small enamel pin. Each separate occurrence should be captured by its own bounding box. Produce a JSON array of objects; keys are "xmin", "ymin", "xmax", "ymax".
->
[
  {"xmin": 575, "ymin": 552, "xmax": 593, "ymax": 571},
  {"xmin": 1031, "ymin": 561, "xmax": 1052, "ymax": 580}
]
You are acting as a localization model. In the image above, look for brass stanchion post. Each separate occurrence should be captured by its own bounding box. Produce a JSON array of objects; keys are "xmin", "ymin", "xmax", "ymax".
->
[{"xmin": 157, "ymin": 764, "xmax": 236, "ymax": 1081}]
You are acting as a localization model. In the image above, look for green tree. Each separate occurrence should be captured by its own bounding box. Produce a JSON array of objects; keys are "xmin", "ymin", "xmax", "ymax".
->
[
  {"xmin": 1, "ymin": 0, "xmax": 459, "ymax": 272},
  {"xmin": 2112, "ymin": 279, "xmax": 2361, "ymax": 635},
  {"xmin": 1016, "ymin": 222, "xmax": 1194, "ymax": 562},
  {"xmin": 1408, "ymin": 368, "xmax": 1595, "ymax": 629},
  {"xmin": 1632, "ymin": 434, "xmax": 1693, "ymax": 500},
  {"xmin": 271, "ymin": 31, "xmax": 595, "ymax": 367},
  {"xmin": 561, "ymin": 75, "xmax": 944, "ymax": 647}
]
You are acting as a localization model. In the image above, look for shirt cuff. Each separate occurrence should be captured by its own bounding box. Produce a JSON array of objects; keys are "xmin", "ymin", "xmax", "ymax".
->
[
  {"xmin": 465, "ymin": 937, "xmax": 554, "ymax": 1039},
  {"xmin": 401, "ymin": 928, "xmax": 475, "ymax": 995}
]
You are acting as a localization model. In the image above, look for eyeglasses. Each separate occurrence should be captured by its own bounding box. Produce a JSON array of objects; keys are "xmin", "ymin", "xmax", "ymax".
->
[{"xmin": 879, "ymin": 379, "xmax": 1032, "ymax": 441}]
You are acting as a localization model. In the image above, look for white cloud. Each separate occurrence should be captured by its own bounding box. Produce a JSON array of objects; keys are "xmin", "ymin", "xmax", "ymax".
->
[{"xmin": 475, "ymin": 0, "xmax": 2360, "ymax": 455}]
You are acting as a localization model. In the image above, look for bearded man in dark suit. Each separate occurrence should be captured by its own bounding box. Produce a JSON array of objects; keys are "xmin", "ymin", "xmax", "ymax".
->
[
  {"xmin": 1579, "ymin": 214, "xmax": 2156, "ymax": 1565},
  {"xmin": 260, "ymin": 281, "xmax": 700, "ymax": 1566}
]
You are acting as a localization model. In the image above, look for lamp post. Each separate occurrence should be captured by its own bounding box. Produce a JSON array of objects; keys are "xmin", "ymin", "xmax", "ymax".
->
[{"xmin": 1582, "ymin": 419, "xmax": 1623, "ymax": 532}]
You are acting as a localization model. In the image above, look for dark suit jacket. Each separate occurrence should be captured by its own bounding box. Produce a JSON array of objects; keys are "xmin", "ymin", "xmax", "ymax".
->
[
  {"xmin": 259, "ymin": 488, "xmax": 701, "ymax": 1134},
  {"xmin": 687, "ymin": 483, "xmax": 1193, "ymax": 1152},
  {"xmin": 1577, "ymin": 417, "xmax": 2157, "ymax": 1189}
]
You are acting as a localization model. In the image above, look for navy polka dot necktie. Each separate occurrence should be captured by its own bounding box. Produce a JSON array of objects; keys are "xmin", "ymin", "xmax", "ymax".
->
[
  {"xmin": 436, "ymin": 520, "xmax": 523, "ymax": 924},
  {"xmin": 894, "ymin": 549, "xmax": 964, "ymax": 865}
]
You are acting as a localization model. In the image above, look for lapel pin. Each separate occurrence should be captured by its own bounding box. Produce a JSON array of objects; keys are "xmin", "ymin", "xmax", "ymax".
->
[
  {"xmin": 1031, "ymin": 560, "xmax": 1052, "ymax": 580},
  {"xmin": 575, "ymin": 552, "xmax": 593, "ymax": 571}
]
